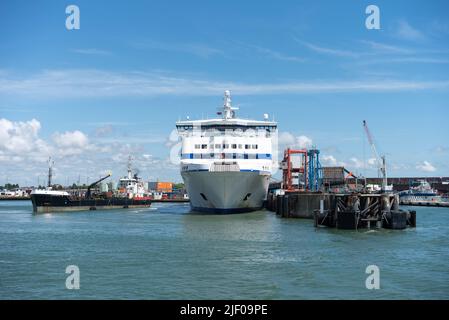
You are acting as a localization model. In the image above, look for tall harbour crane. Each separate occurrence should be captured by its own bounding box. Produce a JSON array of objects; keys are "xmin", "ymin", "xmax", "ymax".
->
[{"xmin": 363, "ymin": 120, "xmax": 391, "ymax": 192}]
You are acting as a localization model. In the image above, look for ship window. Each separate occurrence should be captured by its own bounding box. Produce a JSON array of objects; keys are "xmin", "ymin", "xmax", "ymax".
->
[
  {"xmin": 252, "ymin": 144, "xmax": 258, "ymax": 149},
  {"xmin": 231, "ymin": 144, "xmax": 237, "ymax": 149},
  {"xmin": 194, "ymin": 154, "xmax": 201, "ymax": 159},
  {"xmin": 195, "ymin": 144, "xmax": 200, "ymax": 149},
  {"xmin": 245, "ymin": 144, "xmax": 250, "ymax": 149},
  {"xmin": 215, "ymin": 144, "xmax": 221, "ymax": 149},
  {"xmin": 201, "ymin": 144, "xmax": 207, "ymax": 149},
  {"xmin": 238, "ymin": 144, "xmax": 242, "ymax": 149},
  {"xmin": 210, "ymin": 145, "xmax": 214, "ymax": 149},
  {"xmin": 233, "ymin": 153, "xmax": 237, "ymax": 159},
  {"xmin": 223, "ymin": 144, "xmax": 229, "ymax": 149},
  {"xmin": 244, "ymin": 154, "xmax": 249, "ymax": 159}
]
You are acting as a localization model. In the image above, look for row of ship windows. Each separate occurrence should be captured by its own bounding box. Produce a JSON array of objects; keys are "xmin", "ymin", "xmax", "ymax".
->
[
  {"xmin": 194, "ymin": 144, "xmax": 258, "ymax": 150},
  {"xmin": 177, "ymin": 126, "xmax": 276, "ymax": 131},
  {"xmin": 182, "ymin": 153, "xmax": 272, "ymax": 160}
]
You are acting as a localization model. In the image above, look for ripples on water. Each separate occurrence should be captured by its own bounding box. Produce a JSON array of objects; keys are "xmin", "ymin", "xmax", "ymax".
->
[{"xmin": 0, "ymin": 201, "xmax": 448, "ymax": 299}]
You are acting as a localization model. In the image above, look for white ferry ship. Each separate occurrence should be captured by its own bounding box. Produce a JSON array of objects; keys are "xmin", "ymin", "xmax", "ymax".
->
[
  {"xmin": 399, "ymin": 180, "xmax": 445, "ymax": 205},
  {"xmin": 176, "ymin": 90, "xmax": 278, "ymax": 213}
]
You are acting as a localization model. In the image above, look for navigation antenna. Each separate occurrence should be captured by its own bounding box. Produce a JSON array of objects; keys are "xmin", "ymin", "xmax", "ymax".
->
[
  {"xmin": 47, "ymin": 157, "xmax": 54, "ymax": 188},
  {"xmin": 221, "ymin": 90, "xmax": 239, "ymax": 120}
]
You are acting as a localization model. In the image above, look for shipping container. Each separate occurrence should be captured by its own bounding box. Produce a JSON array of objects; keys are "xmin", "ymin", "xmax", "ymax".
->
[{"xmin": 148, "ymin": 181, "xmax": 173, "ymax": 193}]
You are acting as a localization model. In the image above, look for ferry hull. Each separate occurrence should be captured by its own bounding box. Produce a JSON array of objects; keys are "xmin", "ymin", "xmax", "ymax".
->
[{"xmin": 181, "ymin": 171, "xmax": 270, "ymax": 214}]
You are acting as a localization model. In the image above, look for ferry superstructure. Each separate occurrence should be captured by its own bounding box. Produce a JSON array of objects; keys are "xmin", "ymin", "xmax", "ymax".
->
[
  {"xmin": 176, "ymin": 90, "xmax": 277, "ymax": 213},
  {"xmin": 118, "ymin": 156, "xmax": 147, "ymax": 198},
  {"xmin": 399, "ymin": 180, "xmax": 445, "ymax": 205}
]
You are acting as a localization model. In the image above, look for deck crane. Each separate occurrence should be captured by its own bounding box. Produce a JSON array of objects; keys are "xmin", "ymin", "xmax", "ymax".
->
[
  {"xmin": 85, "ymin": 173, "xmax": 111, "ymax": 199},
  {"xmin": 363, "ymin": 120, "xmax": 392, "ymax": 192}
]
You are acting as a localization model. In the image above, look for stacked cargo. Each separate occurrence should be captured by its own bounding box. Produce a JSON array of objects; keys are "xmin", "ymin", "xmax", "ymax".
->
[{"xmin": 148, "ymin": 182, "xmax": 173, "ymax": 193}]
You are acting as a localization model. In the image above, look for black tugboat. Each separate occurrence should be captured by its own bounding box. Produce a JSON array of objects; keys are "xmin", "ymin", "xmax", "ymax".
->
[{"xmin": 30, "ymin": 158, "xmax": 152, "ymax": 213}]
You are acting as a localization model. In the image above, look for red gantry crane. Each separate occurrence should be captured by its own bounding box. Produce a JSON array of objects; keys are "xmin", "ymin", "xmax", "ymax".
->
[{"xmin": 281, "ymin": 148, "xmax": 308, "ymax": 192}]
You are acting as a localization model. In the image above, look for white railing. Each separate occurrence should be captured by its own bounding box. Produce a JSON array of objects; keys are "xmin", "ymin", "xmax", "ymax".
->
[{"xmin": 210, "ymin": 162, "xmax": 240, "ymax": 172}]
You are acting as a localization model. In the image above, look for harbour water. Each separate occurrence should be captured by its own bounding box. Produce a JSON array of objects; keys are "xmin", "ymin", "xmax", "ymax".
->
[{"xmin": 0, "ymin": 201, "xmax": 448, "ymax": 300}]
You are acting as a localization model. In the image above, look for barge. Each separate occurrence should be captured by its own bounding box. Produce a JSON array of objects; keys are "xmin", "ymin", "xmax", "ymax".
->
[{"xmin": 31, "ymin": 157, "xmax": 152, "ymax": 213}]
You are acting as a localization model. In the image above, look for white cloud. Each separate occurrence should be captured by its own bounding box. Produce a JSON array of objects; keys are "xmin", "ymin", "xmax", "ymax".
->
[
  {"xmin": 1, "ymin": 69, "xmax": 449, "ymax": 100},
  {"xmin": 396, "ymin": 20, "xmax": 426, "ymax": 41},
  {"xmin": 416, "ymin": 161, "xmax": 436, "ymax": 172},
  {"xmin": 0, "ymin": 119, "xmax": 95, "ymax": 162},
  {"xmin": 53, "ymin": 130, "xmax": 89, "ymax": 149},
  {"xmin": 0, "ymin": 118, "xmax": 49, "ymax": 157},
  {"xmin": 360, "ymin": 40, "xmax": 412, "ymax": 54},
  {"xmin": 295, "ymin": 38, "xmax": 358, "ymax": 58},
  {"xmin": 367, "ymin": 158, "xmax": 378, "ymax": 166},
  {"xmin": 278, "ymin": 132, "xmax": 296, "ymax": 145},
  {"xmin": 278, "ymin": 132, "xmax": 313, "ymax": 149},
  {"xmin": 321, "ymin": 155, "xmax": 338, "ymax": 166},
  {"xmin": 347, "ymin": 157, "xmax": 378, "ymax": 169},
  {"xmin": 320, "ymin": 155, "xmax": 382, "ymax": 170},
  {"xmin": 251, "ymin": 45, "xmax": 305, "ymax": 62},
  {"xmin": 0, "ymin": 118, "xmax": 180, "ymax": 186},
  {"xmin": 296, "ymin": 135, "xmax": 313, "ymax": 149}
]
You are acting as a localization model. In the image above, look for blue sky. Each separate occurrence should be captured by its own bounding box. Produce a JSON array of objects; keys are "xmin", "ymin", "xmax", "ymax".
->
[{"xmin": 1, "ymin": 0, "xmax": 448, "ymax": 186}]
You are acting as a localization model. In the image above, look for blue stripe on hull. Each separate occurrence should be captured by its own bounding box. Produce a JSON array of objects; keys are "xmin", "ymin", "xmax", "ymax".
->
[
  {"xmin": 240, "ymin": 169, "xmax": 270, "ymax": 174},
  {"xmin": 191, "ymin": 206, "xmax": 263, "ymax": 214}
]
